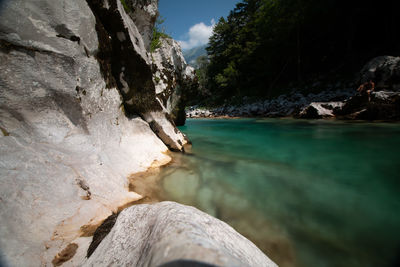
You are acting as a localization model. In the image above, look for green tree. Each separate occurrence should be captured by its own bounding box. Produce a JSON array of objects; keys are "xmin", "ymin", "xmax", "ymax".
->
[
  {"xmin": 195, "ymin": 55, "xmax": 210, "ymax": 95},
  {"xmin": 204, "ymin": 0, "xmax": 400, "ymax": 105}
]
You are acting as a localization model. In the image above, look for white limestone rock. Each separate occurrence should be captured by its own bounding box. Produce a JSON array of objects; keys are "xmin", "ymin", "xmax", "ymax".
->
[
  {"xmin": 83, "ymin": 202, "xmax": 277, "ymax": 267},
  {"xmin": 127, "ymin": 0, "xmax": 159, "ymax": 50},
  {"xmin": 299, "ymin": 101, "xmax": 345, "ymax": 119},
  {"xmin": 83, "ymin": 0, "xmax": 187, "ymax": 150},
  {"xmin": 373, "ymin": 90, "xmax": 400, "ymax": 101},
  {"xmin": 151, "ymin": 37, "xmax": 197, "ymax": 125},
  {"xmin": 152, "ymin": 38, "xmax": 195, "ymax": 99},
  {"xmin": 143, "ymin": 111, "xmax": 187, "ymax": 151},
  {"xmin": 116, "ymin": 0, "xmax": 150, "ymax": 63},
  {"xmin": 0, "ymin": 0, "xmax": 177, "ymax": 266}
]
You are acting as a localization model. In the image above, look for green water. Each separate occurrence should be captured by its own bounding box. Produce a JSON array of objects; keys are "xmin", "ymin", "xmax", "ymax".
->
[{"xmin": 159, "ymin": 118, "xmax": 400, "ymax": 266}]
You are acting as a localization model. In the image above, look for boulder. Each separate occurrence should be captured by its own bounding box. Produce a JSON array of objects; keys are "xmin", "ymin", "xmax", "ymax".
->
[
  {"xmin": 358, "ymin": 56, "xmax": 400, "ymax": 91},
  {"xmin": 335, "ymin": 91, "xmax": 400, "ymax": 120},
  {"xmin": 84, "ymin": 202, "xmax": 277, "ymax": 267},
  {"xmin": 299, "ymin": 102, "xmax": 344, "ymax": 119},
  {"xmin": 330, "ymin": 56, "xmax": 400, "ymax": 120}
]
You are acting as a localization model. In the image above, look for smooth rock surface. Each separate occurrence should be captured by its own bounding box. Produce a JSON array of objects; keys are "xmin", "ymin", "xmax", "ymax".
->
[
  {"xmin": 299, "ymin": 101, "xmax": 344, "ymax": 119},
  {"xmin": 0, "ymin": 0, "xmax": 190, "ymax": 266},
  {"xmin": 143, "ymin": 111, "xmax": 187, "ymax": 151},
  {"xmin": 84, "ymin": 202, "xmax": 277, "ymax": 267}
]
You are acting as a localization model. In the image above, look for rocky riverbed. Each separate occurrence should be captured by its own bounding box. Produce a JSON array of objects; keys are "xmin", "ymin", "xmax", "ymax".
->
[
  {"xmin": 187, "ymin": 56, "xmax": 400, "ymax": 121},
  {"xmin": 187, "ymin": 87, "xmax": 354, "ymax": 118}
]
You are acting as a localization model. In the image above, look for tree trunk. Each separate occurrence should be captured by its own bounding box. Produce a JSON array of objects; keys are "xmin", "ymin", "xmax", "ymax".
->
[{"xmin": 296, "ymin": 23, "xmax": 302, "ymax": 82}]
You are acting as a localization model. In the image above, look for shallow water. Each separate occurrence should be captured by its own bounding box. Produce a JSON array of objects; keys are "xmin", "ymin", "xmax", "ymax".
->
[{"xmin": 136, "ymin": 118, "xmax": 400, "ymax": 267}]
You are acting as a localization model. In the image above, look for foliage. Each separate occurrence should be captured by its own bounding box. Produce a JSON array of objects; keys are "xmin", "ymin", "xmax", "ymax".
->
[
  {"xmin": 183, "ymin": 56, "xmax": 208, "ymax": 106},
  {"xmin": 120, "ymin": 0, "xmax": 131, "ymax": 13},
  {"xmin": 203, "ymin": 0, "xmax": 400, "ymax": 104},
  {"xmin": 150, "ymin": 16, "xmax": 171, "ymax": 53},
  {"xmin": 195, "ymin": 56, "xmax": 210, "ymax": 94}
]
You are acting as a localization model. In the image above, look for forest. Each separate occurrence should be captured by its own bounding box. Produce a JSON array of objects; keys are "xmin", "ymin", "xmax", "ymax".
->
[{"xmin": 192, "ymin": 0, "xmax": 400, "ymax": 105}]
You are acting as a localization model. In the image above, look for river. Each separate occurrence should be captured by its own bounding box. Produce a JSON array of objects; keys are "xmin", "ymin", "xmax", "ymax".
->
[{"xmin": 131, "ymin": 118, "xmax": 400, "ymax": 267}]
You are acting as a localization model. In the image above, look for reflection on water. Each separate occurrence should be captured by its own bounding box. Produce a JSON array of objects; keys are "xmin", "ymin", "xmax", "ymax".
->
[{"xmin": 130, "ymin": 118, "xmax": 400, "ymax": 267}]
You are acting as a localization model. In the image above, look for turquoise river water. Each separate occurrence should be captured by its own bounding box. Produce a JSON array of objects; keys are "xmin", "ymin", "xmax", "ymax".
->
[{"xmin": 137, "ymin": 118, "xmax": 400, "ymax": 267}]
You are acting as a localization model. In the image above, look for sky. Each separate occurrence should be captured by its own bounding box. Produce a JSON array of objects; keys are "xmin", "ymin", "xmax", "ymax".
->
[{"xmin": 158, "ymin": 0, "xmax": 240, "ymax": 50}]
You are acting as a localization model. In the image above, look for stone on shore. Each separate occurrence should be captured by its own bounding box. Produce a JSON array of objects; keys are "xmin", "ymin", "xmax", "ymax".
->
[
  {"xmin": 299, "ymin": 102, "xmax": 344, "ymax": 119},
  {"xmin": 357, "ymin": 56, "xmax": 400, "ymax": 91},
  {"xmin": 83, "ymin": 201, "xmax": 277, "ymax": 267},
  {"xmin": 334, "ymin": 91, "xmax": 400, "ymax": 120}
]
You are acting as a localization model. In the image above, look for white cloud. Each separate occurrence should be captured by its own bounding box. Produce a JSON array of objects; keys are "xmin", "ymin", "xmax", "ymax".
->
[{"xmin": 178, "ymin": 20, "xmax": 215, "ymax": 50}]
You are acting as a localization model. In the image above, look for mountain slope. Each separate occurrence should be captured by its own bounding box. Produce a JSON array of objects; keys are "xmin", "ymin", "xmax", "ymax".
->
[{"xmin": 183, "ymin": 44, "xmax": 207, "ymax": 67}]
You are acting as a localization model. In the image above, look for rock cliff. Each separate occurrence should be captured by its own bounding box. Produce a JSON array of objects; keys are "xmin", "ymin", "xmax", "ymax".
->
[
  {"xmin": 151, "ymin": 37, "xmax": 197, "ymax": 126},
  {"xmin": 0, "ymin": 0, "xmax": 198, "ymax": 266},
  {"xmin": 85, "ymin": 0, "xmax": 188, "ymax": 151}
]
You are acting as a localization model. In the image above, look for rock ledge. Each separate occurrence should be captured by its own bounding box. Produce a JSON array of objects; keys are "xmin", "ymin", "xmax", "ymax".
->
[{"xmin": 84, "ymin": 201, "xmax": 277, "ymax": 267}]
